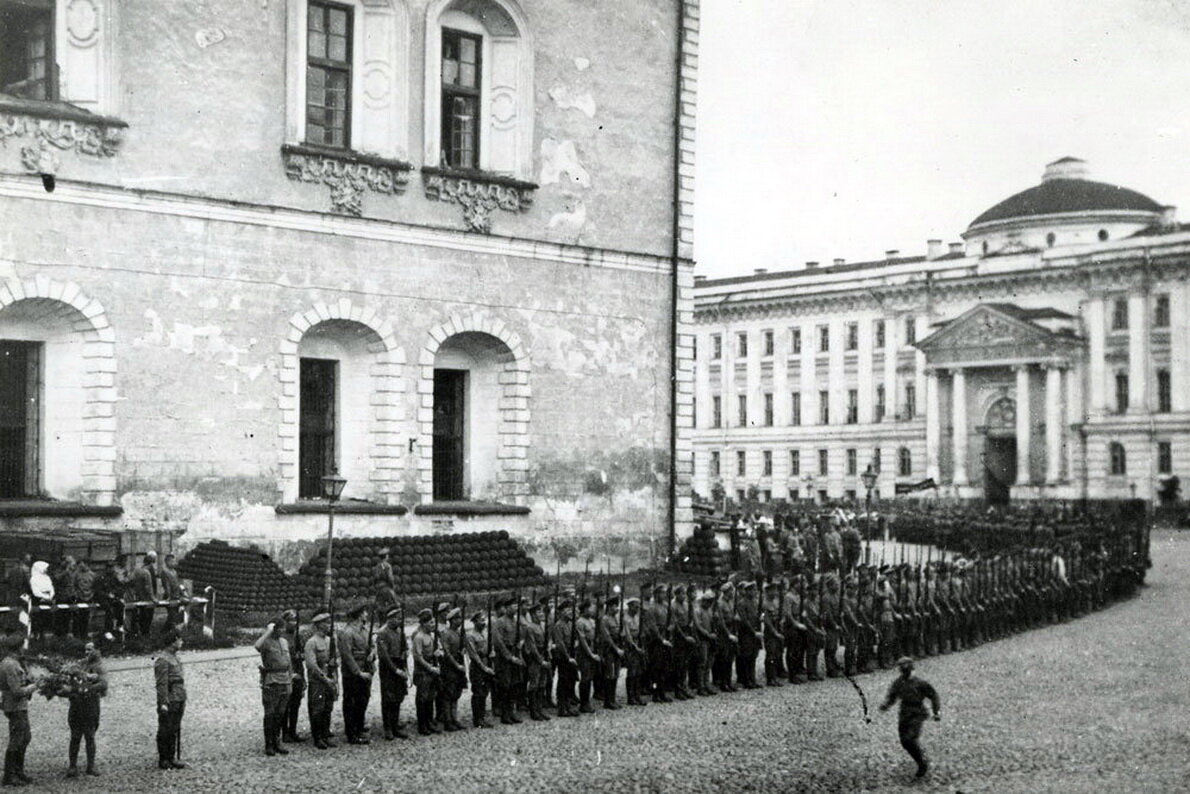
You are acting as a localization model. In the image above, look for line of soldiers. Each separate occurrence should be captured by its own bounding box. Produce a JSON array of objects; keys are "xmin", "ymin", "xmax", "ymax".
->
[{"xmin": 250, "ymin": 527, "xmax": 1147, "ymax": 753}]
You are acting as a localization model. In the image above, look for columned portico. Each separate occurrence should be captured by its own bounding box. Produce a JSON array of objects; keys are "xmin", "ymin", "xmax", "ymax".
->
[
  {"xmin": 1015, "ymin": 365, "xmax": 1032, "ymax": 485},
  {"xmin": 1045, "ymin": 364, "xmax": 1064, "ymax": 484}
]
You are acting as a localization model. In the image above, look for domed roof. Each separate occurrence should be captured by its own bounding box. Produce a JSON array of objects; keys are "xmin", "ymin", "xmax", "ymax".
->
[{"xmin": 968, "ymin": 158, "xmax": 1163, "ymax": 229}]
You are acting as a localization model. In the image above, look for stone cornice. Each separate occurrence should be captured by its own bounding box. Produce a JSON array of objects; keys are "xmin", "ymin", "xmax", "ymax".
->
[{"xmin": 0, "ymin": 175, "xmax": 681, "ymax": 276}]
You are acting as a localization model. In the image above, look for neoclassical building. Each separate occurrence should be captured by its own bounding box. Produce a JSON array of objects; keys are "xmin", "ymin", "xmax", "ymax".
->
[
  {"xmin": 693, "ymin": 158, "xmax": 1189, "ymax": 505},
  {"xmin": 0, "ymin": 0, "xmax": 698, "ymax": 566}
]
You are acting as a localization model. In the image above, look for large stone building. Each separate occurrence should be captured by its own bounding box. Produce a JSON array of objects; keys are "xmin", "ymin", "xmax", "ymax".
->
[
  {"xmin": 0, "ymin": 0, "xmax": 697, "ymax": 567},
  {"xmin": 693, "ymin": 158, "xmax": 1188, "ymax": 506}
]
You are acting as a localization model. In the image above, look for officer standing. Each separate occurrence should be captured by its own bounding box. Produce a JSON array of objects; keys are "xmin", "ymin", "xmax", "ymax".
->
[
  {"xmin": 376, "ymin": 606, "xmax": 410, "ymax": 740},
  {"xmin": 337, "ymin": 605, "xmax": 373, "ymax": 744},
  {"xmin": 153, "ymin": 628, "xmax": 187, "ymax": 770},
  {"xmin": 282, "ymin": 610, "xmax": 307, "ymax": 743},
  {"xmin": 439, "ymin": 607, "xmax": 467, "ymax": 731},
  {"xmin": 550, "ymin": 597, "xmax": 579, "ymax": 717},
  {"xmin": 254, "ymin": 615, "xmax": 293, "ymax": 756},
  {"xmin": 692, "ymin": 590, "xmax": 717, "ymax": 695},
  {"xmin": 598, "ymin": 594, "xmax": 624, "ymax": 709},
  {"xmin": 575, "ymin": 599, "xmax": 600, "ymax": 713},
  {"xmin": 761, "ymin": 582, "xmax": 785, "ymax": 687},
  {"xmin": 522, "ymin": 602, "xmax": 550, "ymax": 720},
  {"xmin": 0, "ymin": 634, "xmax": 35, "ymax": 785},
  {"xmin": 491, "ymin": 596, "xmax": 524, "ymax": 724},
  {"xmin": 879, "ymin": 657, "xmax": 941, "ymax": 778},
  {"xmin": 303, "ymin": 612, "xmax": 338, "ymax": 749},
  {"xmin": 622, "ymin": 598, "xmax": 647, "ymax": 706}
]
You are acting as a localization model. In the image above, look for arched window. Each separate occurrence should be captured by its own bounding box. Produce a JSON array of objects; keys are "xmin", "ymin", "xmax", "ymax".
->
[
  {"xmin": 1109, "ymin": 442, "xmax": 1126, "ymax": 475},
  {"xmin": 285, "ymin": 0, "xmax": 410, "ymax": 158},
  {"xmin": 898, "ymin": 447, "xmax": 912, "ymax": 477},
  {"xmin": 423, "ymin": 0, "xmax": 534, "ymax": 178}
]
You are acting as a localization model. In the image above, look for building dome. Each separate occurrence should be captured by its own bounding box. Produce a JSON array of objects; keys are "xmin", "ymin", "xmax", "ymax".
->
[{"xmin": 961, "ymin": 158, "xmax": 1167, "ymax": 255}]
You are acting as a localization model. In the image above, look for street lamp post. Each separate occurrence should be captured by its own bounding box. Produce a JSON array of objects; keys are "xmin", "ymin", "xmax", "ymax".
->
[
  {"xmin": 321, "ymin": 472, "xmax": 347, "ymax": 611},
  {"xmin": 860, "ymin": 464, "xmax": 878, "ymax": 565}
]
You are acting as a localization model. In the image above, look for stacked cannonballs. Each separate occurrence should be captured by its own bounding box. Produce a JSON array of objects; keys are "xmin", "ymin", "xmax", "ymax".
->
[
  {"xmin": 296, "ymin": 530, "xmax": 546, "ymax": 601},
  {"xmin": 674, "ymin": 522, "xmax": 731, "ymax": 577},
  {"xmin": 177, "ymin": 541, "xmax": 314, "ymax": 613}
]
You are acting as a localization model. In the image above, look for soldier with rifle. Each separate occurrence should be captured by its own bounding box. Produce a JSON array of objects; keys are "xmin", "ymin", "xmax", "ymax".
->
[
  {"xmin": 735, "ymin": 581, "xmax": 763, "ymax": 689},
  {"xmin": 551, "ymin": 593, "xmax": 579, "ymax": 717},
  {"xmin": 840, "ymin": 573, "xmax": 862, "ymax": 677},
  {"xmin": 803, "ymin": 574, "xmax": 825, "ymax": 682},
  {"xmin": 820, "ymin": 573, "xmax": 842, "ymax": 679},
  {"xmin": 281, "ymin": 609, "xmax": 307, "ymax": 744},
  {"xmin": 411, "ymin": 608, "xmax": 442, "ymax": 735},
  {"xmin": 692, "ymin": 589, "xmax": 718, "ymax": 695},
  {"xmin": 439, "ymin": 606, "xmax": 468, "ymax": 730},
  {"xmin": 669, "ymin": 584, "xmax": 697, "ymax": 699},
  {"xmin": 598, "ymin": 593, "xmax": 624, "ymax": 709},
  {"xmin": 784, "ymin": 573, "xmax": 809, "ymax": 684},
  {"xmin": 464, "ymin": 603, "xmax": 495, "ymax": 728},
  {"xmin": 337, "ymin": 604, "xmax": 373, "ymax": 744},
  {"xmin": 376, "ymin": 604, "xmax": 410, "ymax": 739},
  {"xmin": 522, "ymin": 600, "xmax": 551, "ymax": 721},
  {"xmin": 646, "ymin": 583, "xmax": 674, "ymax": 703},
  {"xmin": 303, "ymin": 612, "xmax": 338, "ymax": 750},
  {"xmin": 491, "ymin": 595, "xmax": 524, "ymax": 725},
  {"xmin": 761, "ymin": 581, "xmax": 785, "ymax": 687},
  {"xmin": 712, "ymin": 582, "xmax": 738, "ymax": 692},
  {"xmin": 856, "ymin": 568, "xmax": 878, "ymax": 674},
  {"xmin": 575, "ymin": 597, "xmax": 601, "ymax": 713},
  {"xmin": 623, "ymin": 598, "xmax": 648, "ymax": 706}
]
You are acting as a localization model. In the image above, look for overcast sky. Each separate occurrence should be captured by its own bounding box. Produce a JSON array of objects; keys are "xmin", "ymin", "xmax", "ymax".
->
[{"xmin": 693, "ymin": 0, "xmax": 1190, "ymax": 278}]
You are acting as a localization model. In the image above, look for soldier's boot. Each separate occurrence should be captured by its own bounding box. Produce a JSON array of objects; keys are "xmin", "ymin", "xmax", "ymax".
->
[
  {"xmin": 578, "ymin": 681, "xmax": 595, "ymax": 713},
  {"xmin": 3, "ymin": 749, "xmax": 17, "ymax": 784},
  {"xmin": 603, "ymin": 683, "xmax": 620, "ymax": 710},
  {"xmin": 264, "ymin": 715, "xmax": 277, "ymax": 756},
  {"xmin": 273, "ymin": 718, "xmax": 290, "ymax": 755}
]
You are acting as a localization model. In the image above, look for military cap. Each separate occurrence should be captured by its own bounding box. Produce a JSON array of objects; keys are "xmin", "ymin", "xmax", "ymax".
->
[
  {"xmin": 437, "ymin": 601, "xmax": 453, "ymax": 615},
  {"xmin": 740, "ymin": 581, "xmax": 755, "ymax": 591},
  {"xmin": 417, "ymin": 608, "xmax": 433, "ymax": 622},
  {"xmin": 385, "ymin": 606, "xmax": 402, "ymax": 620},
  {"xmin": 604, "ymin": 594, "xmax": 620, "ymax": 606},
  {"xmin": 378, "ymin": 546, "xmax": 390, "ymax": 555},
  {"xmin": 471, "ymin": 611, "xmax": 486, "ymax": 624},
  {"xmin": 312, "ymin": 611, "xmax": 331, "ymax": 623},
  {"xmin": 719, "ymin": 582, "xmax": 734, "ymax": 593},
  {"xmin": 528, "ymin": 601, "xmax": 543, "ymax": 614},
  {"xmin": 896, "ymin": 656, "xmax": 914, "ymax": 669},
  {"xmin": 763, "ymin": 581, "xmax": 778, "ymax": 591},
  {"xmin": 558, "ymin": 598, "xmax": 573, "ymax": 611},
  {"xmin": 671, "ymin": 584, "xmax": 686, "ymax": 594},
  {"xmin": 347, "ymin": 603, "xmax": 368, "ymax": 619},
  {"xmin": 281, "ymin": 609, "xmax": 298, "ymax": 620},
  {"xmin": 697, "ymin": 590, "xmax": 715, "ymax": 601},
  {"xmin": 653, "ymin": 583, "xmax": 669, "ymax": 594},
  {"xmin": 625, "ymin": 597, "xmax": 640, "ymax": 606},
  {"xmin": 447, "ymin": 607, "xmax": 463, "ymax": 620},
  {"xmin": 158, "ymin": 627, "xmax": 180, "ymax": 648},
  {"xmin": 639, "ymin": 583, "xmax": 653, "ymax": 593}
]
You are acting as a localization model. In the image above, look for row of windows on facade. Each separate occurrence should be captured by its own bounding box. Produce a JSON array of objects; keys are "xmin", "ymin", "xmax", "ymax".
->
[
  {"xmin": 696, "ymin": 294, "xmax": 1176, "ymax": 362},
  {"xmin": 0, "ymin": 0, "xmax": 507, "ymax": 171},
  {"xmin": 709, "ymin": 448, "xmax": 910, "ymax": 480},
  {"xmin": 701, "ymin": 385, "xmax": 912, "ymax": 429},
  {"xmin": 707, "ymin": 441, "xmax": 1175, "ymax": 483}
]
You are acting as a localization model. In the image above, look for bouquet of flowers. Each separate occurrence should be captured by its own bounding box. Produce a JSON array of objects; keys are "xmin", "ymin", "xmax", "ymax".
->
[{"xmin": 25, "ymin": 655, "xmax": 100, "ymax": 700}]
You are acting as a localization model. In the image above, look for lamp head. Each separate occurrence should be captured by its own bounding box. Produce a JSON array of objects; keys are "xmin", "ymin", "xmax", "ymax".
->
[{"xmin": 321, "ymin": 472, "xmax": 347, "ymax": 502}]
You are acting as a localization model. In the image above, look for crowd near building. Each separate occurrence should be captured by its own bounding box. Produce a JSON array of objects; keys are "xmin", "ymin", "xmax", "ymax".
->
[
  {"xmin": 693, "ymin": 158, "xmax": 1190, "ymax": 506},
  {"xmin": 0, "ymin": 0, "xmax": 698, "ymax": 563}
]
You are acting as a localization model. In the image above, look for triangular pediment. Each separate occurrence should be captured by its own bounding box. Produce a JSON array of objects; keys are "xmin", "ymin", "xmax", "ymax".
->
[{"xmin": 915, "ymin": 304, "xmax": 1082, "ymax": 364}]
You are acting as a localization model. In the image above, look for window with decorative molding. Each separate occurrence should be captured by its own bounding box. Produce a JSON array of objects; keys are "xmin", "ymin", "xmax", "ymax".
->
[
  {"xmin": 1110, "ymin": 298, "xmax": 1128, "ymax": 331},
  {"xmin": 736, "ymin": 450, "xmax": 746, "ymax": 477},
  {"xmin": 818, "ymin": 449, "xmax": 828, "ymax": 476},
  {"xmin": 423, "ymin": 0, "xmax": 533, "ymax": 179},
  {"xmin": 875, "ymin": 384, "xmax": 885, "ymax": 423},
  {"xmin": 711, "ymin": 334, "xmax": 722, "ymax": 360},
  {"xmin": 1114, "ymin": 372, "xmax": 1129, "ymax": 414},
  {"xmin": 789, "ymin": 449, "xmax": 800, "ymax": 476},
  {"xmin": 1109, "ymin": 442, "xmax": 1126, "ymax": 476},
  {"xmin": 846, "ymin": 448, "xmax": 857, "ymax": 476},
  {"xmin": 818, "ymin": 390, "xmax": 829, "ymax": 424},
  {"xmin": 898, "ymin": 447, "xmax": 912, "ymax": 476},
  {"xmin": 711, "ymin": 395, "xmax": 721, "ymax": 428},
  {"xmin": 790, "ymin": 327, "xmax": 801, "ymax": 355},
  {"xmin": 763, "ymin": 393, "xmax": 773, "ymax": 426},
  {"xmin": 846, "ymin": 389, "xmax": 858, "ymax": 424},
  {"xmin": 790, "ymin": 391, "xmax": 801, "ymax": 426},
  {"xmin": 904, "ymin": 316, "xmax": 916, "ymax": 345},
  {"xmin": 737, "ymin": 394, "xmax": 748, "ymax": 427},
  {"xmin": 305, "ymin": 1, "xmax": 353, "ymax": 149},
  {"xmin": 762, "ymin": 450, "xmax": 772, "ymax": 477},
  {"xmin": 1157, "ymin": 441, "xmax": 1172, "ymax": 475},
  {"xmin": 874, "ymin": 319, "xmax": 885, "ymax": 349},
  {"xmin": 709, "ymin": 450, "xmax": 720, "ymax": 478},
  {"xmin": 763, "ymin": 329, "xmax": 774, "ymax": 357},
  {"xmin": 737, "ymin": 332, "xmax": 748, "ymax": 358},
  {"xmin": 1, "ymin": 0, "xmax": 54, "ymax": 100},
  {"xmin": 845, "ymin": 322, "xmax": 858, "ymax": 351},
  {"xmin": 1157, "ymin": 369, "xmax": 1171, "ymax": 413}
]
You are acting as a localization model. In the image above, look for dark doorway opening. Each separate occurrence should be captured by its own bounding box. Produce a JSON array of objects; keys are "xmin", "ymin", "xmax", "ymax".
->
[
  {"xmin": 433, "ymin": 369, "xmax": 467, "ymax": 501},
  {"xmin": 0, "ymin": 341, "xmax": 39, "ymax": 498},
  {"xmin": 983, "ymin": 437, "xmax": 1016, "ymax": 506},
  {"xmin": 299, "ymin": 357, "xmax": 337, "ymax": 499}
]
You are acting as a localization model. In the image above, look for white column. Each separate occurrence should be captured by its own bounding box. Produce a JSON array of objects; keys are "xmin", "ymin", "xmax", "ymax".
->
[
  {"xmin": 884, "ymin": 315, "xmax": 898, "ymax": 421},
  {"xmin": 1045, "ymin": 364, "xmax": 1064, "ymax": 483},
  {"xmin": 1066, "ymin": 359, "xmax": 1082, "ymax": 482},
  {"xmin": 952, "ymin": 368, "xmax": 968, "ymax": 486},
  {"xmin": 1172, "ymin": 284, "xmax": 1190, "ymax": 412},
  {"xmin": 914, "ymin": 316, "xmax": 927, "ymax": 420},
  {"xmin": 858, "ymin": 317, "xmax": 874, "ymax": 423},
  {"xmin": 829, "ymin": 318, "xmax": 845, "ymax": 424},
  {"xmin": 1128, "ymin": 293, "xmax": 1149, "ymax": 412},
  {"xmin": 1087, "ymin": 297, "xmax": 1106, "ymax": 416},
  {"xmin": 1015, "ymin": 365, "xmax": 1032, "ymax": 485},
  {"xmin": 925, "ymin": 369, "xmax": 941, "ymax": 482}
]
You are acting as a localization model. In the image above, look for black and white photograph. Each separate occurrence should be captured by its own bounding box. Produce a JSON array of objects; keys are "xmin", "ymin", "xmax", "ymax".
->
[{"xmin": 0, "ymin": 0, "xmax": 1184, "ymax": 790}]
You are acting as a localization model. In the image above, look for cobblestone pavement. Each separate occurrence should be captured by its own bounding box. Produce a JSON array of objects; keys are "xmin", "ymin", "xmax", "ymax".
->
[{"xmin": 10, "ymin": 531, "xmax": 1190, "ymax": 793}]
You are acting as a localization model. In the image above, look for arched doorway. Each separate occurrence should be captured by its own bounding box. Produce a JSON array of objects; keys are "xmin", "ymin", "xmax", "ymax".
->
[{"xmin": 982, "ymin": 397, "xmax": 1016, "ymax": 505}]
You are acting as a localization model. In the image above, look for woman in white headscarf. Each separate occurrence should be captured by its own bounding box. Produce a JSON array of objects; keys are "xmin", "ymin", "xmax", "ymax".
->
[{"xmin": 28, "ymin": 562, "xmax": 54, "ymax": 637}]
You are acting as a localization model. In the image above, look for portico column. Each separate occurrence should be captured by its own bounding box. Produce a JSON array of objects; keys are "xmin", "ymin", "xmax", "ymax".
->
[
  {"xmin": 1045, "ymin": 364, "xmax": 1063, "ymax": 484},
  {"xmin": 925, "ymin": 369, "xmax": 941, "ymax": 482},
  {"xmin": 951, "ymin": 368, "xmax": 968, "ymax": 486},
  {"xmin": 1086, "ymin": 297, "xmax": 1106, "ymax": 415},
  {"xmin": 1015, "ymin": 365, "xmax": 1032, "ymax": 485}
]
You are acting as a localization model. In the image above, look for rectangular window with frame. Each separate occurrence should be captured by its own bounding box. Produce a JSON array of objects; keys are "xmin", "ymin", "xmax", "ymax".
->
[
  {"xmin": 761, "ymin": 489, "xmax": 771, "ymax": 503},
  {"xmin": 1158, "ymin": 369, "xmax": 1172, "ymax": 413},
  {"xmin": 736, "ymin": 488, "xmax": 746, "ymax": 503},
  {"xmin": 710, "ymin": 450, "xmax": 720, "ymax": 478},
  {"xmin": 711, "ymin": 334, "xmax": 722, "ymax": 360},
  {"xmin": 737, "ymin": 332, "xmax": 748, "ymax": 358},
  {"xmin": 299, "ymin": 357, "xmax": 339, "ymax": 499},
  {"xmin": 1115, "ymin": 372, "xmax": 1129, "ymax": 414},
  {"xmin": 819, "ymin": 391, "xmax": 829, "ymax": 424},
  {"xmin": 846, "ymin": 448, "xmax": 857, "ymax": 475},
  {"xmin": 1110, "ymin": 298, "xmax": 1128, "ymax": 331},
  {"xmin": 846, "ymin": 389, "xmax": 858, "ymax": 424},
  {"xmin": 1158, "ymin": 441, "xmax": 1172, "ymax": 474},
  {"xmin": 905, "ymin": 316, "xmax": 917, "ymax": 345},
  {"xmin": 1155, "ymin": 294, "xmax": 1170, "ymax": 328},
  {"xmin": 873, "ymin": 447, "xmax": 881, "ymax": 473},
  {"xmin": 763, "ymin": 450, "xmax": 773, "ymax": 477},
  {"xmin": 0, "ymin": 341, "xmax": 42, "ymax": 499},
  {"xmin": 763, "ymin": 329, "xmax": 774, "ymax": 357},
  {"xmin": 789, "ymin": 449, "xmax": 800, "ymax": 476},
  {"xmin": 789, "ymin": 488, "xmax": 800, "ymax": 501},
  {"xmin": 818, "ymin": 325, "xmax": 830, "ymax": 353},
  {"xmin": 0, "ymin": 0, "xmax": 55, "ymax": 101},
  {"xmin": 763, "ymin": 393, "xmax": 773, "ymax": 426},
  {"xmin": 817, "ymin": 488, "xmax": 828, "ymax": 503},
  {"xmin": 818, "ymin": 449, "xmax": 829, "ymax": 476},
  {"xmin": 737, "ymin": 394, "xmax": 748, "ymax": 427},
  {"xmin": 1109, "ymin": 442, "xmax": 1126, "ymax": 475},
  {"xmin": 790, "ymin": 391, "xmax": 801, "ymax": 426},
  {"xmin": 712, "ymin": 395, "xmax": 721, "ymax": 428},
  {"xmin": 875, "ymin": 384, "xmax": 885, "ymax": 423},
  {"xmin": 441, "ymin": 27, "xmax": 482, "ymax": 169},
  {"xmin": 874, "ymin": 319, "xmax": 885, "ymax": 349},
  {"xmin": 790, "ymin": 327, "xmax": 802, "ymax": 355},
  {"xmin": 306, "ymin": 1, "xmax": 353, "ymax": 149},
  {"xmin": 736, "ymin": 450, "xmax": 746, "ymax": 477},
  {"xmin": 845, "ymin": 322, "xmax": 858, "ymax": 351},
  {"xmin": 905, "ymin": 383, "xmax": 917, "ymax": 419},
  {"xmin": 845, "ymin": 489, "xmax": 857, "ymax": 502}
]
